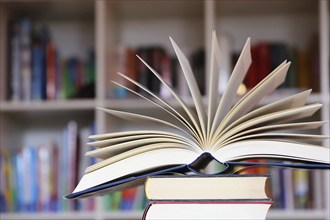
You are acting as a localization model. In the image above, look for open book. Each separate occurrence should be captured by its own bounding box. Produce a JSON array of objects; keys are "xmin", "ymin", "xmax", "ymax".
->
[{"xmin": 66, "ymin": 32, "xmax": 330, "ymax": 199}]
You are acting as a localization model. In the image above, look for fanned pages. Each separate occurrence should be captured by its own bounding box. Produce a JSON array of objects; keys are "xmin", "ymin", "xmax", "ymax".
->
[
  {"xmin": 170, "ymin": 37, "xmax": 207, "ymax": 145},
  {"xmin": 67, "ymin": 33, "xmax": 330, "ymax": 199},
  {"xmin": 136, "ymin": 55, "xmax": 204, "ymax": 145},
  {"xmin": 210, "ymin": 38, "xmax": 252, "ymax": 138},
  {"xmin": 113, "ymin": 73, "xmax": 200, "ymax": 141},
  {"xmin": 207, "ymin": 31, "xmax": 222, "ymax": 141}
]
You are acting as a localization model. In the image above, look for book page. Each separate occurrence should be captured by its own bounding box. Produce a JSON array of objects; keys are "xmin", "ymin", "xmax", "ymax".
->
[
  {"xmin": 98, "ymin": 107, "xmax": 191, "ymax": 136},
  {"xmin": 210, "ymin": 38, "xmax": 252, "ymax": 137},
  {"xmin": 212, "ymin": 61, "xmax": 290, "ymax": 144},
  {"xmin": 207, "ymin": 31, "xmax": 221, "ymax": 138},
  {"xmin": 221, "ymin": 121, "xmax": 326, "ymax": 145},
  {"xmin": 223, "ymin": 62, "xmax": 290, "ymax": 126},
  {"xmin": 221, "ymin": 89, "xmax": 312, "ymax": 135},
  {"xmin": 89, "ymin": 132, "xmax": 196, "ymax": 148},
  {"xmin": 136, "ymin": 55, "xmax": 204, "ymax": 146},
  {"xmin": 211, "ymin": 103, "xmax": 322, "ymax": 150},
  {"xmin": 73, "ymin": 148, "xmax": 199, "ymax": 193},
  {"xmin": 86, "ymin": 137, "xmax": 199, "ymax": 159},
  {"xmin": 113, "ymin": 75, "xmax": 201, "ymax": 141},
  {"xmin": 221, "ymin": 133, "xmax": 328, "ymax": 147},
  {"xmin": 86, "ymin": 142, "xmax": 203, "ymax": 173},
  {"xmin": 170, "ymin": 37, "xmax": 207, "ymax": 143},
  {"xmin": 89, "ymin": 130, "xmax": 185, "ymax": 140},
  {"xmin": 213, "ymin": 140, "xmax": 330, "ymax": 164}
]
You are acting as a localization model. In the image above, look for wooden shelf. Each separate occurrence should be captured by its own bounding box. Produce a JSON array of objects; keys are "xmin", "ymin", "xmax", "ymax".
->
[
  {"xmin": 0, "ymin": 211, "xmax": 143, "ymax": 220},
  {"xmin": 267, "ymin": 210, "xmax": 328, "ymax": 220},
  {"xmin": 103, "ymin": 211, "xmax": 143, "ymax": 220},
  {"xmin": 0, "ymin": 99, "xmax": 96, "ymax": 112},
  {"xmin": 111, "ymin": 0, "xmax": 203, "ymax": 19},
  {"xmin": 0, "ymin": 212, "xmax": 96, "ymax": 220},
  {"xmin": 215, "ymin": 0, "xmax": 318, "ymax": 16},
  {"xmin": 1, "ymin": 210, "xmax": 328, "ymax": 220}
]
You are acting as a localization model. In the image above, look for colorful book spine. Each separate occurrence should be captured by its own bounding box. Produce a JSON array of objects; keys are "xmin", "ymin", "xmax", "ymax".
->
[
  {"xmin": 31, "ymin": 44, "xmax": 44, "ymax": 101},
  {"xmin": 46, "ymin": 42, "xmax": 57, "ymax": 100},
  {"xmin": 20, "ymin": 19, "xmax": 32, "ymax": 101},
  {"xmin": 8, "ymin": 18, "xmax": 95, "ymax": 101},
  {"xmin": 10, "ymin": 21, "xmax": 21, "ymax": 101}
]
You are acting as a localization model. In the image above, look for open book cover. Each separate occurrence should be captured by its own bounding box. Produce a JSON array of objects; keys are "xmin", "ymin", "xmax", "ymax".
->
[{"xmin": 66, "ymin": 32, "xmax": 330, "ymax": 199}]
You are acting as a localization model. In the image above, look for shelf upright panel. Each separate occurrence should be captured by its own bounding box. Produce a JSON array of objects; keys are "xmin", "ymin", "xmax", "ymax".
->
[
  {"xmin": 319, "ymin": 1, "xmax": 330, "ymax": 219},
  {"xmin": 0, "ymin": 3, "xmax": 8, "ymax": 101}
]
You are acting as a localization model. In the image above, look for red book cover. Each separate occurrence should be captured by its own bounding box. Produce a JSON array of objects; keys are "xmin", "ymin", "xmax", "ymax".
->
[
  {"xmin": 245, "ymin": 45, "xmax": 259, "ymax": 89},
  {"xmin": 257, "ymin": 43, "xmax": 271, "ymax": 83},
  {"xmin": 46, "ymin": 42, "xmax": 56, "ymax": 100}
]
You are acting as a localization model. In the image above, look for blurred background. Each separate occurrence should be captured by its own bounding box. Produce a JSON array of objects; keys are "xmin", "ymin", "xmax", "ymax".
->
[{"xmin": 0, "ymin": 0, "xmax": 329, "ymax": 219}]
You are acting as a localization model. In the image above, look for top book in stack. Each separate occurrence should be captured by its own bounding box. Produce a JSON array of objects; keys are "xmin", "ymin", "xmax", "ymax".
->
[
  {"xmin": 145, "ymin": 174, "xmax": 269, "ymax": 200},
  {"xmin": 143, "ymin": 174, "xmax": 272, "ymax": 220},
  {"xmin": 66, "ymin": 31, "xmax": 330, "ymax": 199}
]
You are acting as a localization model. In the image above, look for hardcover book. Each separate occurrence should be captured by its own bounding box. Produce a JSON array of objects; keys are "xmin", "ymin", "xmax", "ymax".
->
[
  {"xmin": 144, "ymin": 175, "xmax": 269, "ymax": 201},
  {"xmin": 143, "ymin": 174, "xmax": 272, "ymax": 220},
  {"xmin": 66, "ymin": 32, "xmax": 330, "ymax": 199},
  {"xmin": 143, "ymin": 200, "xmax": 272, "ymax": 220}
]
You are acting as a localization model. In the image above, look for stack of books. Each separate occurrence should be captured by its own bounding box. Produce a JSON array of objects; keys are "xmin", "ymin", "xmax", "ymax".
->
[
  {"xmin": 65, "ymin": 31, "xmax": 329, "ymax": 220},
  {"xmin": 142, "ymin": 175, "xmax": 272, "ymax": 220}
]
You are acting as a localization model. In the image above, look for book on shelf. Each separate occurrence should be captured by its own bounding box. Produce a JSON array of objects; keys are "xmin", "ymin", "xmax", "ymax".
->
[
  {"xmin": 235, "ymin": 38, "xmax": 320, "ymax": 91},
  {"xmin": 0, "ymin": 122, "xmax": 96, "ymax": 213},
  {"xmin": 111, "ymin": 46, "xmax": 137, "ymax": 98},
  {"xmin": 20, "ymin": 19, "xmax": 33, "ymax": 101},
  {"xmin": 143, "ymin": 175, "xmax": 271, "ymax": 220},
  {"xmin": 7, "ymin": 18, "xmax": 96, "ymax": 101},
  {"xmin": 109, "ymin": 45, "xmax": 185, "ymax": 99},
  {"xmin": 66, "ymin": 32, "xmax": 330, "ymax": 200}
]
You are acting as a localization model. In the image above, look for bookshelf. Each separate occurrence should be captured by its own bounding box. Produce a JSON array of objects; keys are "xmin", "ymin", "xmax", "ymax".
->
[{"xmin": 0, "ymin": 0, "xmax": 329, "ymax": 220}]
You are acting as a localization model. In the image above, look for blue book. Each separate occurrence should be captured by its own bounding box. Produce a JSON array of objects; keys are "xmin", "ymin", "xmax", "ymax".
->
[{"xmin": 31, "ymin": 45, "xmax": 44, "ymax": 100}]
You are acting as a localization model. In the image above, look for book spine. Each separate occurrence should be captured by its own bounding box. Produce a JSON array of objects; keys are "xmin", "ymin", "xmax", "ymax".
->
[
  {"xmin": 46, "ymin": 42, "xmax": 57, "ymax": 100},
  {"xmin": 31, "ymin": 44, "xmax": 44, "ymax": 101},
  {"xmin": 136, "ymin": 48, "xmax": 151, "ymax": 96},
  {"xmin": 150, "ymin": 47, "xmax": 164, "ymax": 94},
  {"xmin": 20, "ymin": 19, "xmax": 32, "ymax": 101},
  {"xmin": 111, "ymin": 46, "xmax": 129, "ymax": 97},
  {"xmin": 283, "ymin": 168, "xmax": 294, "ymax": 210},
  {"xmin": 293, "ymin": 169, "xmax": 310, "ymax": 209},
  {"xmin": 159, "ymin": 54, "xmax": 172, "ymax": 98},
  {"xmin": 256, "ymin": 43, "xmax": 271, "ymax": 83},
  {"xmin": 245, "ymin": 45, "xmax": 259, "ymax": 89},
  {"xmin": 55, "ymin": 52, "xmax": 62, "ymax": 100},
  {"xmin": 0, "ymin": 151, "xmax": 8, "ymax": 212},
  {"xmin": 61, "ymin": 60, "xmax": 68, "ymax": 99},
  {"xmin": 9, "ymin": 154, "xmax": 17, "ymax": 212},
  {"xmin": 190, "ymin": 49, "xmax": 205, "ymax": 95},
  {"xmin": 126, "ymin": 48, "xmax": 138, "ymax": 92},
  {"xmin": 286, "ymin": 47, "xmax": 298, "ymax": 88},
  {"xmin": 60, "ymin": 127, "xmax": 69, "ymax": 211},
  {"xmin": 21, "ymin": 147, "xmax": 38, "ymax": 212},
  {"xmin": 38, "ymin": 146, "xmax": 50, "ymax": 211},
  {"xmin": 297, "ymin": 51, "xmax": 312, "ymax": 89},
  {"xmin": 67, "ymin": 121, "xmax": 78, "ymax": 210},
  {"xmin": 10, "ymin": 21, "xmax": 22, "ymax": 101},
  {"xmin": 50, "ymin": 145, "xmax": 59, "ymax": 211},
  {"xmin": 14, "ymin": 151, "xmax": 24, "ymax": 212}
]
